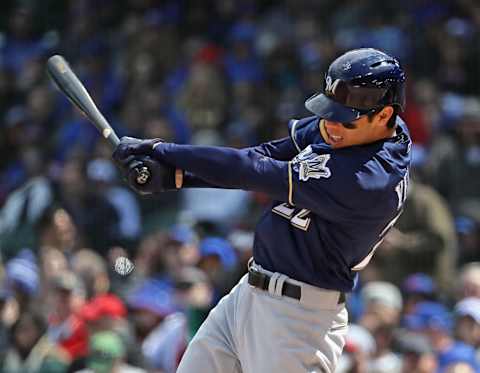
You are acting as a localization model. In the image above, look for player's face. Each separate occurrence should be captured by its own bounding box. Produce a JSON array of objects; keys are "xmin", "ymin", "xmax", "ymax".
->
[{"xmin": 321, "ymin": 106, "xmax": 394, "ymax": 149}]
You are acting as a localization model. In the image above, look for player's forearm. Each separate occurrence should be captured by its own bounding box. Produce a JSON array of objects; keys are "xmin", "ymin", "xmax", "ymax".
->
[
  {"xmin": 177, "ymin": 138, "xmax": 295, "ymax": 189},
  {"xmin": 154, "ymin": 143, "xmax": 288, "ymax": 198},
  {"xmin": 182, "ymin": 171, "xmax": 233, "ymax": 189}
]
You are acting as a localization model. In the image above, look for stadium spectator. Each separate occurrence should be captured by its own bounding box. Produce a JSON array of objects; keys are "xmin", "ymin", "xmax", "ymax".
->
[
  {"xmin": 375, "ymin": 179, "xmax": 458, "ymax": 292},
  {"xmin": 454, "ymin": 297, "xmax": 480, "ymax": 350}
]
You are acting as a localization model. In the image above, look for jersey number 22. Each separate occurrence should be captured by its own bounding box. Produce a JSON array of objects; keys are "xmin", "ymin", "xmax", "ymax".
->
[{"xmin": 272, "ymin": 173, "xmax": 409, "ymax": 271}]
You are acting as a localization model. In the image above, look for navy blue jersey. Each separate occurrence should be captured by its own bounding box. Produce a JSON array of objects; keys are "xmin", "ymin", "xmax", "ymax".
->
[
  {"xmin": 153, "ymin": 115, "xmax": 411, "ymax": 292},
  {"xmin": 254, "ymin": 116, "xmax": 411, "ymax": 291}
]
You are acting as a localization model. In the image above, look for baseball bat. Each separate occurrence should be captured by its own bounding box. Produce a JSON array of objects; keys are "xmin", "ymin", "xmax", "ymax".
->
[{"xmin": 46, "ymin": 54, "xmax": 151, "ymax": 185}]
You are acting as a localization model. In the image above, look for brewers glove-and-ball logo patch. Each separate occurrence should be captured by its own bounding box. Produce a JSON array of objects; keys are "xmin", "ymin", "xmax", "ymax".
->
[{"xmin": 292, "ymin": 145, "xmax": 331, "ymax": 181}]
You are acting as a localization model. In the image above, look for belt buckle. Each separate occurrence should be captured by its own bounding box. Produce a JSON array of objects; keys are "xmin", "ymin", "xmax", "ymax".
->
[{"xmin": 248, "ymin": 266, "xmax": 268, "ymax": 290}]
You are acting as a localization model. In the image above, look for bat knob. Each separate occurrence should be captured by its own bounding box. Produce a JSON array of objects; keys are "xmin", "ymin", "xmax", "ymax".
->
[{"xmin": 135, "ymin": 166, "xmax": 151, "ymax": 185}]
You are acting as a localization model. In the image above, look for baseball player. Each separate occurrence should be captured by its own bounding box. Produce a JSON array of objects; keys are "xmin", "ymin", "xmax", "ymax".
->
[{"xmin": 113, "ymin": 48, "xmax": 411, "ymax": 373}]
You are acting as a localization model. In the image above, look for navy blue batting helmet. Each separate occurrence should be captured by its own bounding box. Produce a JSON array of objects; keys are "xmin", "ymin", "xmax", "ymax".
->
[{"xmin": 305, "ymin": 48, "xmax": 406, "ymax": 123}]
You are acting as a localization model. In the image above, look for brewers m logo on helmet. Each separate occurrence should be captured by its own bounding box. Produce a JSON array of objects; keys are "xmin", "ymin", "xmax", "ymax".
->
[{"xmin": 325, "ymin": 76, "xmax": 341, "ymax": 97}]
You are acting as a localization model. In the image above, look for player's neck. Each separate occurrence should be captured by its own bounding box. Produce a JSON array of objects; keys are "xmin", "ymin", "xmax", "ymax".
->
[
  {"xmin": 372, "ymin": 127, "xmax": 396, "ymax": 143},
  {"xmin": 387, "ymin": 127, "xmax": 397, "ymax": 138}
]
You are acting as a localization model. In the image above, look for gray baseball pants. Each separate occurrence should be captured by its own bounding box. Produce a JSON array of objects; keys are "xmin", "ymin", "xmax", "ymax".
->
[{"xmin": 176, "ymin": 262, "xmax": 348, "ymax": 373}]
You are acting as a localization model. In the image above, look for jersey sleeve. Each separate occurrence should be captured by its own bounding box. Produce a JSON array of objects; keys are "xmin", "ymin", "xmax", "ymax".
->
[
  {"xmin": 181, "ymin": 137, "xmax": 297, "ymax": 189},
  {"xmin": 153, "ymin": 143, "xmax": 290, "ymax": 200},
  {"xmin": 173, "ymin": 117, "xmax": 319, "ymax": 190},
  {"xmin": 246, "ymin": 137, "xmax": 298, "ymax": 161}
]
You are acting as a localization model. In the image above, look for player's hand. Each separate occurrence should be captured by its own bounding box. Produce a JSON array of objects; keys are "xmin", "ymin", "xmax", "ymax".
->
[
  {"xmin": 113, "ymin": 136, "xmax": 161, "ymax": 159},
  {"xmin": 112, "ymin": 137, "xmax": 176, "ymax": 195},
  {"xmin": 113, "ymin": 155, "xmax": 171, "ymax": 195}
]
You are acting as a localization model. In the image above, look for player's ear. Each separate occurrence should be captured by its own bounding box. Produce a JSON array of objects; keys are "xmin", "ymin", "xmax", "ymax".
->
[{"xmin": 376, "ymin": 106, "xmax": 394, "ymax": 126}]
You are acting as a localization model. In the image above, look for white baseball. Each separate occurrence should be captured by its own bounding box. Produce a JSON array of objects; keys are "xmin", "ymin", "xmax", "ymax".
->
[{"xmin": 114, "ymin": 256, "xmax": 134, "ymax": 276}]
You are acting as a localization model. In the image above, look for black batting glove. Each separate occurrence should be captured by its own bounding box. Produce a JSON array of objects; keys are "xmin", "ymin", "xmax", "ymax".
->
[
  {"xmin": 112, "ymin": 136, "xmax": 161, "ymax": 159},
  {"xmin": 112, "ymin": 137, "xmax": 175, "ymax": 195}
]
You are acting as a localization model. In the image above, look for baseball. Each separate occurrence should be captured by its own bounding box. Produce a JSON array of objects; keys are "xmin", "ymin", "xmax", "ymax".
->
[{"xmin": 114, "ymin": 256, "xmax": 134, "ymax": 276}]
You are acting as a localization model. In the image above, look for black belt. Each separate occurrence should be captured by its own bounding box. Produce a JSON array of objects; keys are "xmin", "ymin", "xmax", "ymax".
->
[{"xmin": 248, "ymin": 267, "xmax": 346, "ymax": 304}]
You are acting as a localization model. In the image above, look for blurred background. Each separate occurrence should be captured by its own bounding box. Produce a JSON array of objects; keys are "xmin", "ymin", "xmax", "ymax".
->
[{"xmin": 0, "ymin": 0, "xmax": 480, "ymax": 372}]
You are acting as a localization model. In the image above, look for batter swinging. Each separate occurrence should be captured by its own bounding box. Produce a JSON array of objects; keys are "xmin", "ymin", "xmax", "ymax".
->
[{"xmin": 113, "ymin": 48, "xmax": 411, "ymax": 373}]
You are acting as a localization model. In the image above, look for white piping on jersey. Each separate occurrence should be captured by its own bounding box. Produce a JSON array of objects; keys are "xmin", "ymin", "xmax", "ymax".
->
[
  {"xmin": 288, "ymin": 161, "xmax": 294, "ymax": 206},
  {"xmin": 290, "ymin": 120, "xmax": 302, "ymax": 153}
]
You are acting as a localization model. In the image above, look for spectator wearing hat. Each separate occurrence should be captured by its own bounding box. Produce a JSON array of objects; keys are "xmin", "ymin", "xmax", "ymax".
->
[
  {"xmin": 394, "ymin": 331, "xmax": 437, "ymax": 373},
  {"xmin": 226, "ymin": 229, "xmax": 255, "ymax": 292},
  {"xmin": 71, "ymin": 249, "xmax": 128, "ymax": 328},
  {"xmin": 403, "ymin": 301, "xmax": 454, "ymax": 354},
  {"xmin": 455, "ymin": 211, "xmax": 480, "ymax": 267},
  {"xmin": 197, "ymin": 236, "xmax": 238, "ymax": 300},
  {"xmin": 80, "ymin": 287, "xmax": 146, "ymax": 372},
  {"xmin": 79, "ymin": 293, "xmax": 126, "ymax": 331},
  {"xmin": 224, "ymin": 21, "xmax": 264, "ymax": 84},
  {"xmin": 127, "ymin": 278, "xmax": 187, "ymax": 373},
  {"xmin": 75, "ymin": 292, "xmax": 136, "ymax": 371},
  {"xmin": 336, "ymin": 323, "xmax": 376, "ymax": 373},
  {"xmin": 437, "ymin": 342, "xmax": 480, "ymax": 373},
  {"xmin": 46, "ymin": 271, "xmax": 89, "ymax": 363},
  {"xmin": 169, "ymin": 224, "xmax": 201, "ymax": 267},
  {"xmin": 74, "ymin": 331, "xmax": 146, "ymax": 373},
  {"xmin": 458, "ymin": 263, "xmax": 480, "ymax": 300},
  {"xmin": 5, "ymin": 249, "xmax": 40, "ymax": 314},
  {"xmin": 454, "ymin": 297, "xmax": 480, "ymax": 351},
  {"xmin": 71, "ymin": 249, "xmax": 116, "ymax": 303},
  {"xmin": 402, "ymin": 273, "xmax": 437, "ymax": 315},
  {"xmin": 0, "ymin": 5, "xmax": 50, "ymax": 75},
  {"xmin": 174, "ymin": 266, "xmax": 214, "ymax": 338},
  {"xmin": 68, "ymin": 249, "xmax": 135, "ymax": 372},
  {"xmin": 360, "ymin": 281, "xmax": 403, "ymax": 330},
  {"xmin": 359, "ymin": 281, "xmax": 403, "ymax": 373}
]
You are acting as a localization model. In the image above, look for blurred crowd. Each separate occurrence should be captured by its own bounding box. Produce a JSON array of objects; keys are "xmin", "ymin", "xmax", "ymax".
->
[{"xmin": 1, "ymin": 0, "xmax": 480, "ymax": 372}]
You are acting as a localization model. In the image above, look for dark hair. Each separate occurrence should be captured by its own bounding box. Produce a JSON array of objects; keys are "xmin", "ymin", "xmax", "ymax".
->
[{"xmin": 367, "ymin": 106, "xmax": 399, "ymax": 128}]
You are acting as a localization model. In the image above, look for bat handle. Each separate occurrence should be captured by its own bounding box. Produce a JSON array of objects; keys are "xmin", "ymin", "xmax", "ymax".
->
[
  {"xmin": 134, "ymin": 165, "xmax": 151, "ymax": 185},
  {"xmin": 110, "ymin": 131, "xmax": 120, "ymax": 147}
]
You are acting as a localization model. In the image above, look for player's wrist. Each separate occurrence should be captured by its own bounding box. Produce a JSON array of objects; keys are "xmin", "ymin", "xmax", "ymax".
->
[{"xmin": 175, "ymin": 168, "xmax": 184, "ymax": 189}]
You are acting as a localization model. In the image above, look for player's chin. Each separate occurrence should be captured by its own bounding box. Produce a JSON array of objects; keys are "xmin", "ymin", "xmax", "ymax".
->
[{"xmin": 329, "ymin": 141, "xmax": 349, "ymax": 149}]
